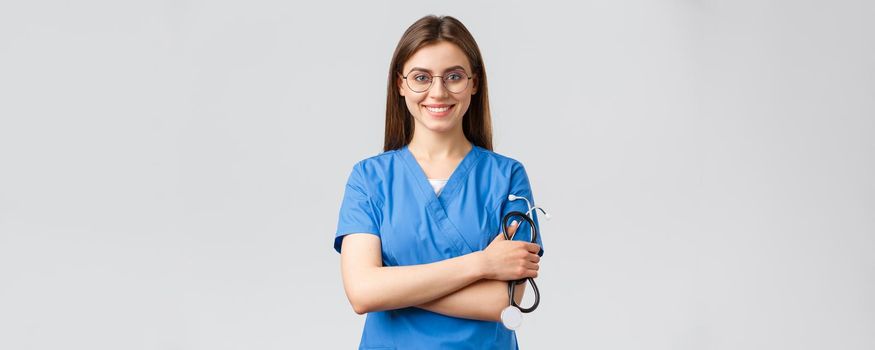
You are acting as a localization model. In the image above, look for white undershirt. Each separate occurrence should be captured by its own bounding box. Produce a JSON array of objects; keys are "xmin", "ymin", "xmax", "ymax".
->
[{"xmin": 427, "ymin": 178, "xmax": 449, "ymax": 196}]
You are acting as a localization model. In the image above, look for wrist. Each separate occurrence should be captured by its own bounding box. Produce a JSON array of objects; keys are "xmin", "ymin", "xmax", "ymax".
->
[{"xmin": 469, "ymin": 251, "xmax": 489, "ymax": 280}]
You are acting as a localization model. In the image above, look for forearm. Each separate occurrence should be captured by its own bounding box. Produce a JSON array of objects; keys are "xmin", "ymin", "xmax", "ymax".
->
[
  {"xmin": 346, "ymin": 251, "xmax": 486, "ymax": 314},
  {"xmin": 416, "ymin": 278, "xmax": 527, "ymax": 322}
]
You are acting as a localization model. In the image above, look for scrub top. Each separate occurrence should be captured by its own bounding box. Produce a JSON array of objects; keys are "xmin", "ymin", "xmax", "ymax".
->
[{"xmin": 334, "ymin": 144, "xmax": 544, "ymax": 350}]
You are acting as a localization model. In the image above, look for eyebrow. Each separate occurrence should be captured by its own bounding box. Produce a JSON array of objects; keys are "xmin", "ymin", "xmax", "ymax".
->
[{"xmin": 407, "ymin": 65, "xmax": 468, "ymax": 74}]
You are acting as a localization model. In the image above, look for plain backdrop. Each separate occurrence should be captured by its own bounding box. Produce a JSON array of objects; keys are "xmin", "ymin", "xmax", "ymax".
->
[{"xmin": 1, "ymin": 1, "xmax": 873, "ymax": 349}]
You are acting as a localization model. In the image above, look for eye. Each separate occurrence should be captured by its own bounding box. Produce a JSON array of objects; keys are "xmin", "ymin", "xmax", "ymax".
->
[
  {"xmin": 413, "ymin": 73, "xmax": 431, "ymax": 82},
  {"xmin": 446, "ymin": 71, "xmax": 464, "ymax": 81}
]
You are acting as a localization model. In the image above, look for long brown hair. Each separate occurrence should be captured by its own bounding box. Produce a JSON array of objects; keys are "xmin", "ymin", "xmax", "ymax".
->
[{"xmin": 384, "ymin": 15, "xmax": 493, "ymax": 152}]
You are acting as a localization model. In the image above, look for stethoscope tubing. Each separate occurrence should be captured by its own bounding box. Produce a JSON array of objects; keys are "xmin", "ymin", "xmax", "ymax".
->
[{"xmin": 501, "ymin": 211, "xmax": 540, "ymax": 313}]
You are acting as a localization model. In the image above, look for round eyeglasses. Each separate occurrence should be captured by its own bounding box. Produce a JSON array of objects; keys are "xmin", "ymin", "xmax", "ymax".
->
[{"xmin": 402, "ymin": 69, "xmax": 473, "ymax": 93}]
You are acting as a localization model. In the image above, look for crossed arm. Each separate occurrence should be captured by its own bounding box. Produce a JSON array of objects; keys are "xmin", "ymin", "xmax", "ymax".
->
[{"xmin": 340, "ymin": 232, "xmax": 531, "ymax": 322}]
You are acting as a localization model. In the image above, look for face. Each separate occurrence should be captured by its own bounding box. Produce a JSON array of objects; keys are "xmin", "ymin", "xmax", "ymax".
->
[{"xmin": 398, "ymin": 41, "xmax": 478, "ymax": 135}]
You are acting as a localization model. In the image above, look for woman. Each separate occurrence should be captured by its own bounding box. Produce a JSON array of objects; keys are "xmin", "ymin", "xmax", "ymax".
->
[{"xmin": 334, "ymin": 15, "xmax": 545, "ymax": 349}]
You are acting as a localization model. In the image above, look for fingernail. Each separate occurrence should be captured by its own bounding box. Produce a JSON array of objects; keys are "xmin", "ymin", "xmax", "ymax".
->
[{"xmin": 511, "ymin": 220, "xmax": 518, "ymax": 226}]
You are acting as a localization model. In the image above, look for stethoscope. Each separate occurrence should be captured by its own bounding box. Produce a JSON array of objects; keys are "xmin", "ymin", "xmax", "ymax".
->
[{"xmin": 499, "ymin": 194, "xmax": 551, "ymax": 330}]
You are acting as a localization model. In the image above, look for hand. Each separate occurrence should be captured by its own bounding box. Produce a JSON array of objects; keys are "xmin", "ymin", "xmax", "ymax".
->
[{"xmin": 478, "ymin": 220, "xmax": 541, "ymax": 281}]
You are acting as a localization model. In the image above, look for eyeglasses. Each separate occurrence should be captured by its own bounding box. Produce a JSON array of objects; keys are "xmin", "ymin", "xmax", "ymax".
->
[{"xmin": 402, "ymin": 69, "xmax": 473, "ymax": 93}]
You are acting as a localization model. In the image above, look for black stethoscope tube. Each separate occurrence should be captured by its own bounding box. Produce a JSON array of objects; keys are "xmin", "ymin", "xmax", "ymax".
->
[{"xmin": 501, "ymin": 211, "xmax": 540, "ymax": 313}]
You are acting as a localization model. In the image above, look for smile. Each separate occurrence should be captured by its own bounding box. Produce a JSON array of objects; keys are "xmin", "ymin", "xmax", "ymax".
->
[{"xmin": 423, "ymin": 104, "xmax": 454, "ymax": 114}]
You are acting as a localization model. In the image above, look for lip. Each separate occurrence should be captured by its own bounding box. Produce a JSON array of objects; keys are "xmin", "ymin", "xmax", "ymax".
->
[{"xmin": 422, "ymin": 104, "xmax": 455, "ymax": 118}]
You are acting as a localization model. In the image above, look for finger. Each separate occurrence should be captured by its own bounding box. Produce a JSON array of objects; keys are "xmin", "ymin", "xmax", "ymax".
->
[
  {"xmin": 490, "ymin": 232, "xmax": 505, "ymax": 244},
  {"xmin": 506, "ymin": 220, "xmax": 519, "ymax": 239},
  {"xmin": 525, "ymin": 243, "xmax": 541, "ymax": 254},
  {"xmin": 527, "ymin": 253, "xmax": 540, "ymax": 263},
  {"xmin": 524, "ymin": 261, "xmax": 539, "ymax": 271}
]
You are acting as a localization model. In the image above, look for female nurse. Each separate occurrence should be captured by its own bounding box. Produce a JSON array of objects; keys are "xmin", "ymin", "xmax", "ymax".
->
[{"xmin": 334, "ymin": 15, "xmax": 545, "ymax": 349}]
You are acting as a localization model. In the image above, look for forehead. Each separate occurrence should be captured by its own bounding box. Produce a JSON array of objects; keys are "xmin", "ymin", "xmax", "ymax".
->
[{"xmin": 402, "ymin": 41, "xmax": 472, "ymax": 73}]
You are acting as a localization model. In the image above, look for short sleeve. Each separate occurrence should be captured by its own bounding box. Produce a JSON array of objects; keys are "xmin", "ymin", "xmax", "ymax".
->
[
  {"xmin": 334, "ymin": 162, "xmax": 381, "ymax": 253},
  {"xmin": 501, "ymin": 162, "xmax": 545, "ymax": 257}
]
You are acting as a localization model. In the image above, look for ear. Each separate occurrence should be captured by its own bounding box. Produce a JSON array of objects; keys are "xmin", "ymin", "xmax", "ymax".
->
[
  {"xmin": 471, "ymin": 75, "xmax": 478, "ymax": 95},
  {"xmin": 397, "ymin": 74, "xmax": 406, "ymax": 97}
]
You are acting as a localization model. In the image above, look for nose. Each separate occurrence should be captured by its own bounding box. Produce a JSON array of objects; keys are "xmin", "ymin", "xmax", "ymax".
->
[{"xmin": 428, "ymin": 77, "xmax": 450, "ymax": 99}]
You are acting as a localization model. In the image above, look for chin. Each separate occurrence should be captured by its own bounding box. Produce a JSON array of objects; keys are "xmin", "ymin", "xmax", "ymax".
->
[
  {"xmin": 415, "ymin": 116, "xmax": 458, "ymax": 132},
  {"xmin": 423, "ymin": 123, "xmax": 458, "ymax": 134}
]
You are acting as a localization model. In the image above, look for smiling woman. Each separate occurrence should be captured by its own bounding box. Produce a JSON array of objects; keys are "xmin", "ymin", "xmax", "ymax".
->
[
  {"xmin": 398, "ymin": 43, "xmax": 477, "ymax": 134},
  {"xmin": 383, "ymin": 15, "xmax": 492, "ymax": 152},
  {"xmin": 334, "ymin": 15, "xmax": 544, "ymax": 350}
]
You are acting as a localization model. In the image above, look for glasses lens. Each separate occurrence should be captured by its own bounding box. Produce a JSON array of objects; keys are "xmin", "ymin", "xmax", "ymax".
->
[
  {"xmin": 406, "ymin": 72, "xmax": 432, "ymax": 93},
  {"xmin": 443, "ymin": 70, "xmax": 469, "ymax": 93}
]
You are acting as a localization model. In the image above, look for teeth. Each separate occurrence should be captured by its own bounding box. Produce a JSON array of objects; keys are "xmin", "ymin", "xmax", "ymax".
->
[{"xmin": 426, "ymin": 106, "xmax": 451, "ymax": 113}]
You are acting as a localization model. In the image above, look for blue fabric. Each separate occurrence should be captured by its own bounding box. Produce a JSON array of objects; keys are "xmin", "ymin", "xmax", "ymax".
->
[{"xmin": 335, "ymin": 145, "xmax": 544, "ymax": 350}]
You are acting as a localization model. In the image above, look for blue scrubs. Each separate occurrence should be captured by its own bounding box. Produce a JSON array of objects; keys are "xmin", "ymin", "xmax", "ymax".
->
[{"xmin": 334, "ymin": 144, "xmax": 544, "ymax": 350}]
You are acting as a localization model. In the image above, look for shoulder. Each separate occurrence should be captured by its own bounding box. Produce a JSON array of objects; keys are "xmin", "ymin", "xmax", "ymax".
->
[
  {"xmin": 348, "ymin": 148, "xmax": 403, "ymax": 173},
  {"xmin": 475, "ymin": 147, "xmax": 532, "ymax": 191},
  {"xmin": 475, "ymin": 146, "xmax": 527, "ymax": 173},
  {"xmin": 344, "ymin": 148, "xmax": 405, "ymax": 189}
]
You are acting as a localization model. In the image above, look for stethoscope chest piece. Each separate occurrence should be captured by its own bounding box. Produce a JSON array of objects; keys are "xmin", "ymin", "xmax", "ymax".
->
[{"xmin": 501, "ymin": 305, "xmax": 523, "ymax": 330}]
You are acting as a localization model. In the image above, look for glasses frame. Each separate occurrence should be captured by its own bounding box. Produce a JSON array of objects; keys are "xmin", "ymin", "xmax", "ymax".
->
[{"xmin": 401, "ymin": 69, "xmax": 474, "ymax": 94}]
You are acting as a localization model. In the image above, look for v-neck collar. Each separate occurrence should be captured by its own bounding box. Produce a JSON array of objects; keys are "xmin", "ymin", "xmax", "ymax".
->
[{"xmin": 399, "ymin": 144, "xmax": 482, "ymax": 205}]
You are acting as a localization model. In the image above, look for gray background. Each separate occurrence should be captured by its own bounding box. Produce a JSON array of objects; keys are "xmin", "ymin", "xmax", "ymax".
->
[{"xmin": 1, "ymin": 0, "xmax": 873, "ymax": 349}]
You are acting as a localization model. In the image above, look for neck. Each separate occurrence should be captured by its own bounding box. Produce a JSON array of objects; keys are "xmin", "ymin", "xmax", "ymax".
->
[{"xmin": 408, "ymin": 127, "xmax": 472, "ymax": 160}]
